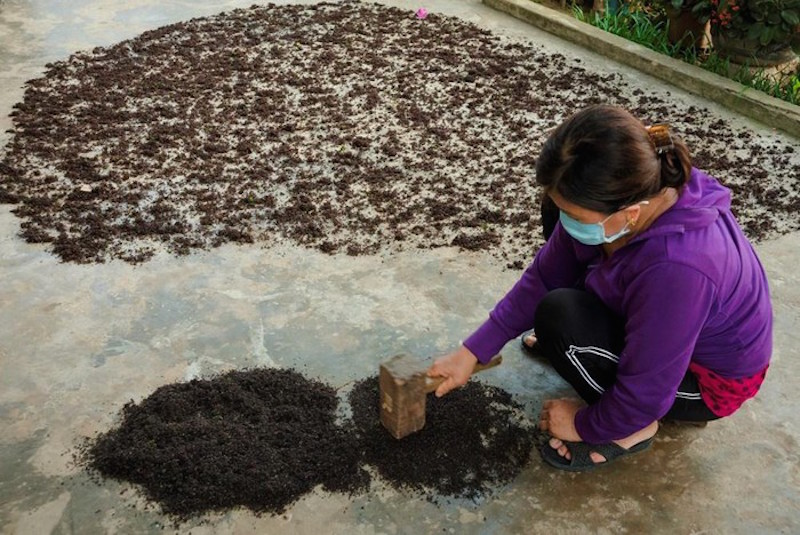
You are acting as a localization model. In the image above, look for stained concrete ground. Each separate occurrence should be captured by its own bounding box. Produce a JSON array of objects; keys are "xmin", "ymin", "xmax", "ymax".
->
[{"xmin": 1, "ymin": 1, "xmax": 799, "ymax": 534}]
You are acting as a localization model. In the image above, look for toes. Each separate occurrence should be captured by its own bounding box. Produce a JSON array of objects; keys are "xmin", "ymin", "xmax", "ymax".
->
[
  {"xmin": 547, "ymin": 438, "xmax": 572, "ymax": 459},
  {"xmin": 590, "ymin": 452, "xmax": 607, "ymax": 464},
  {"xmin": 546, "ymin": 439, "xmax": 609, "ymax": 465}
]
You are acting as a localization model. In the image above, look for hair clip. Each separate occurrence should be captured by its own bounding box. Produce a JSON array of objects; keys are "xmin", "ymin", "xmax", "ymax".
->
[{"xmin": 647, "ymin": 123, "xmax": 674, "ymax": 155}]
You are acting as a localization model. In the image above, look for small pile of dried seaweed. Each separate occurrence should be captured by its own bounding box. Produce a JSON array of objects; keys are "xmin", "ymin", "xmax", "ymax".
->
[
  {"xmin": 348, "ymin": 377, "xmax": 539, "ymax": 501},
  {"xmin": 81, "ymin": 368, "xmax": 368, "ymax": 519}
]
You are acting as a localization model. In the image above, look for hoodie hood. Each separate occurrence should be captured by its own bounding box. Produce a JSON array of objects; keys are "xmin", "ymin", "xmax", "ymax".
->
[{"xmin": 630, "ymin": 167, "xmax": 731, "ymax": 242}]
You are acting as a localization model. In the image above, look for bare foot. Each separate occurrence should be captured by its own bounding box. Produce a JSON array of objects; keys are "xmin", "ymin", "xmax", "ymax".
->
[
  {"xmin": 547, "ymin": 420, "xmax": 658, "ymax": 464},
  {"xmin": 522, "ymin": 333, "xmax": 537, "ymax": 348}
]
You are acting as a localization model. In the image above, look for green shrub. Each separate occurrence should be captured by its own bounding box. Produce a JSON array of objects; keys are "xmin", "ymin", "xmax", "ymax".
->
[{"xmin": 572, "ymin": 3, "xmax": 800, "ymax": 106}]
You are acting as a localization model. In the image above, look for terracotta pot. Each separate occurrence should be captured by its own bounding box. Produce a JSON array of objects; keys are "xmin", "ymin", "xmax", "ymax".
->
[
  {"xmin": 712, "ymin": 30, "xmax": 798, "ymax": 67},
  {"xmin": 666, "ymin": 7, "xmax": 710, "ymax": 50}
]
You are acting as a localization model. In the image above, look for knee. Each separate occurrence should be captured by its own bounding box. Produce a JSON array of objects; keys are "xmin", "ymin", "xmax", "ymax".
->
[{"xmin": 534, "ymin": 288, "xmax": 582, "ymax": 338}]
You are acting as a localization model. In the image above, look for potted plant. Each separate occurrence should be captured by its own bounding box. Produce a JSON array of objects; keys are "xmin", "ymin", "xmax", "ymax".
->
[
  {"xmin": 665, "ymin": 0, "xmax": 713, "ymax": 49},
  {"xmin": 708, "ymin": 0, "xmax": 800, "ymax": 66}
]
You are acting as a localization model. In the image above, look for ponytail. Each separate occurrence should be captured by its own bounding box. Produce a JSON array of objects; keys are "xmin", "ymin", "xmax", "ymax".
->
[
  {"xmin": 658, "ymin": 138, "xmax": 691, "ymax": 189},
  {"xmin": 648, "ymin": 124, "xmax": 691, "ymax": 190}
]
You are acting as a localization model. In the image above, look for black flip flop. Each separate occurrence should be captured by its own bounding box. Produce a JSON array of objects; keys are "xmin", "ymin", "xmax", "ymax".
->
[{"xmin": 540, "ymin": 437, "xmax": 654, "ymax": 472}]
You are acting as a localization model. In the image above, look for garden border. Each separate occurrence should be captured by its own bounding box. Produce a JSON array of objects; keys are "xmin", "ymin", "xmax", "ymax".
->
[{"xmin": 484, "ymin": 0, "xmax": 800, "ymax": 139}]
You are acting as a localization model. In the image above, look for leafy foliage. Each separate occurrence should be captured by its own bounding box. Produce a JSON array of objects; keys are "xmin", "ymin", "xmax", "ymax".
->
[
  {"xmin": 573, "ymin": 3, "xmax": 800, "ymax": 105},
  {"xmin": 667, "ymin": 0, "xmax": 800, "ymax": 47}
]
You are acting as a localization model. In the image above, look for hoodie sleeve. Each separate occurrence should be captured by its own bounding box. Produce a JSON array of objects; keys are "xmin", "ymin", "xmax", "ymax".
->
[
  {"xmin": 463, "ymin": 224, "xmax": 592, "ymax": 363},
  {"xmin": 574, "ymin": 262, "xmax": 717, "ymax": 443}
]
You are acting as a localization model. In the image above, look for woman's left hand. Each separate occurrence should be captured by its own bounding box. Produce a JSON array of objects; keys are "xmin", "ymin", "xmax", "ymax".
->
[{"xmin": 539, "ymin": 398, "xmax": 584, "ymax": 442}]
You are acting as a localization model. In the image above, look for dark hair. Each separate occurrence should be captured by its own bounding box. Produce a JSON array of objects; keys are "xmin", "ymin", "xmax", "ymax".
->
[{"xmin": 535, "ymin": 105, "xmax": 692, "ymax": 214}]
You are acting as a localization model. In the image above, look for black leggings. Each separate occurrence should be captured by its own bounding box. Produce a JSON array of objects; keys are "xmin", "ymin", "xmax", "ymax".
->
[{"xmin": 533, "ymin": 288, "xmax": 719, "ymax": 423}]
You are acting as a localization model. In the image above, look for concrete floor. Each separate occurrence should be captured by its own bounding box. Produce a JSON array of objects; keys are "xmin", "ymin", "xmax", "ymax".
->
[{"xmin": 1, "ymin": 1, "xmax": 799, "ymax": 534}]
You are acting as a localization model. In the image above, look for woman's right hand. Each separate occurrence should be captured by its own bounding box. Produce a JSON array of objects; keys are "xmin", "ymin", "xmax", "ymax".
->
[{"xmin": 427, "ymin": 345, "xmax": 479, "ymax": 398}]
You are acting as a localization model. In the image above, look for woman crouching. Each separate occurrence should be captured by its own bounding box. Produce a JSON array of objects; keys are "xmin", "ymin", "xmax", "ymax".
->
[{"xmin": 429, "ymin": 105, "xmax": 772, "ymax": 472}]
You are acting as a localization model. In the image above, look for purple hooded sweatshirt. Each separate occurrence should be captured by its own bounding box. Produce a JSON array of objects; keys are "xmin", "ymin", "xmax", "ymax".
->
[{"xmin": 463, "ymin": 168, "xmax": 772, "ymax": 444}]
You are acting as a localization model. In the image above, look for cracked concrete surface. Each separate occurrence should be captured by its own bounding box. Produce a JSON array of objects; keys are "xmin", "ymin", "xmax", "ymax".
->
[{"xmin": 1, "ymin": 1, "xmax": 798, "ymax": 533}]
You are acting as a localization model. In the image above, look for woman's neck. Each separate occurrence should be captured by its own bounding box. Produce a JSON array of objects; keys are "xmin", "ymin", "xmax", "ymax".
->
[{"xmin": 602, "ymin": 187, "xmax": 679, "ymax": 256}]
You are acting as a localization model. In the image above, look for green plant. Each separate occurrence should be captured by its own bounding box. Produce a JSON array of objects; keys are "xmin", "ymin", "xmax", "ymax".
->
[
  {"xmin": 573, "ymin": 4, "xmax": 679, "ymax": 53},
  {"xmin": 669, "ymin": 0, "xmax": 713, "ymax": 21},
  {"xmin": 572, "ymin": 3, "xmax": 800, "ymax": 106},
  {"xmin": 711, "ymin": 0, "xmax": 800, "ymax": 47},
  {"xmin": 772, "ymin": 72, "xmax": 800, "ymax": 102},
  {"xmin": 667, "ymin": 0, "xmax": 800, "ymax": 48}
]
